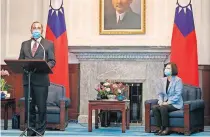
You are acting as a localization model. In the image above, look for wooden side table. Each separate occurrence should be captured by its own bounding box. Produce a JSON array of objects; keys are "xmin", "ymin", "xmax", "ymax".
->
[
  {"xmin": 88, "ymin": 100, "xmax": 130, "ymax": 133},
  {"xmin": 1, "ymin": 98, "xmax": 16, "ymax": 130}
]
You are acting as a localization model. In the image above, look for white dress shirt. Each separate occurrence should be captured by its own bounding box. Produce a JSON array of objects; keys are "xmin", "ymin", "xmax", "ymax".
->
[{"xmin": 116, "ymin": 11, "xmax": 126, "ymax": 23}]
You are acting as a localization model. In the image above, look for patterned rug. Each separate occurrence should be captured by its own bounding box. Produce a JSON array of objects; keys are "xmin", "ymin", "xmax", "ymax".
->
[{"xmin": 1, "ymin": 121, "xmax": 210, "ymax": 136}]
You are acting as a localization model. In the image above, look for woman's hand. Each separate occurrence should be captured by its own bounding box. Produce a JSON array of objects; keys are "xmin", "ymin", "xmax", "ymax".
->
[
  {"xmin": 158, "ymin": 100, "xmax": 163, "ymax": 105},
  {"xmin": 162, "ymin": 102, "xmax": 168, "ymax": 105}
]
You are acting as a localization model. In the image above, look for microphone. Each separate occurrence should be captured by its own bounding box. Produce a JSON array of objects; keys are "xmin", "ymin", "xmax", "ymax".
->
[{"xmin": 32, "ymin": 37, "xmax": 45, "ymax": 60}]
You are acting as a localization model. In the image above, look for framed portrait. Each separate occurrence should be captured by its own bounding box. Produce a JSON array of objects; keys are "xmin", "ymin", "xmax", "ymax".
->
[{"xmin": 99, "ymin": 0, "xmax": 146, "ymax": 35}]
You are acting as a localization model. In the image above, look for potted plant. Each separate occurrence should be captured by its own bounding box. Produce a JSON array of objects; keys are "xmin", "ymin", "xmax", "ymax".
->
[
  {"xmin": 110, "ymin": 82, "xmax": 128, "ymax": 101},
  {"xmin": 95, "ymin": 83, "xmax": 109, "ymax": 99},
  {"xmin": 95, "ymin": 79, "xmax": 128, "ymax": 100},
  {"xmin": 0, "ymin": 69, "xmax": 12, "ymax": 99}
]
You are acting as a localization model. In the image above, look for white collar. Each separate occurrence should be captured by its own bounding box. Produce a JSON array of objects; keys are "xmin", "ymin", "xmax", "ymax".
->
[
  {"xmin": 31, "ymin": 37, "xmax": 42, "ymax": 50},
  {"xmin": 32, "ymin": 37, "xmax": 42, "ymax": 43},
  {"xmin": 116, "ymin": 11, "xmax": 126, "ymax": 23}
]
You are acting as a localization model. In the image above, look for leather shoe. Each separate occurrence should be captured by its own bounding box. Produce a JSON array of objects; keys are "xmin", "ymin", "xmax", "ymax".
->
[
  {"xmin": 154, "ymin": 127, "xmax": 164, "ymax": 135},
  {"xmin": 27, "ymin": 131, "xmax": 36, "ymax": 136},
  {"xmin": 160, "ymin": 127, "xmax": 170, "ymax": 136},
  {"xmin": 155, "ymin": 130, "xmax": 163, "ymax": 135}
]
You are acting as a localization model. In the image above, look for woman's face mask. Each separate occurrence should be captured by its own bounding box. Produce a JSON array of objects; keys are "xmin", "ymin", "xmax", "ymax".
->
[{"xmin": 164, "ymin": 65, "xmax": 172, "ymax": 76}]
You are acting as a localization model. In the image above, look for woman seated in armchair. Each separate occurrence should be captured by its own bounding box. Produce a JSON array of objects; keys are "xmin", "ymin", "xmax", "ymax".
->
[{"xmin": 152, "ymin": 62, "xmax": 183, "ymax": 136}]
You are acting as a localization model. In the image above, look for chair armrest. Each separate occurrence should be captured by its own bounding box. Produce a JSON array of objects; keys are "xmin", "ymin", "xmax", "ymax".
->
[
  {"xmin": 184, "ymin": 99, "xmax": 205, "ymax": 111},
  {"xmin": 145, "ymin": 99, "xmax": 158, "ymax": 110},
  {"xmin": 145, "ymin": 99, "xmax": 158, "ymax": 105},
  {"xmin": 59, "ymin": 97, "xmax": 70, "ymax": 107},
  {"xmin": 145, "ymin": 99, "xmax": 158, "ymax": 131}
]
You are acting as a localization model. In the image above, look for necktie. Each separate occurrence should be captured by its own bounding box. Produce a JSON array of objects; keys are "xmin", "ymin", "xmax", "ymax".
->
[
  {"xmin": 32, "ymin": 42, "xmax": 38, "ymax": 57},
  {"xmin": 118, "ymin": 16, "xmax": 122, "ymax": 24}
]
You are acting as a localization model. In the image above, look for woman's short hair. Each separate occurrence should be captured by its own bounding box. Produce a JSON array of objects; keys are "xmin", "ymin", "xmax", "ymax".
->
[{"xmin": 165, "ymin": 62, "xmax": 178, "ymax": 76}]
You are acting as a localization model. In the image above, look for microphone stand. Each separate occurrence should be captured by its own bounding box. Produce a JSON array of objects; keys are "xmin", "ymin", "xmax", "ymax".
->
[{"xmin": 19, "ymin": 68, "xmax": 42, "ymax": 137}]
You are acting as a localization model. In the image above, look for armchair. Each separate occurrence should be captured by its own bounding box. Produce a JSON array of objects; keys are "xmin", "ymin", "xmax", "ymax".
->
[
  {"xmin": 145, "ymin": 84, "xmax": 205, "ymax": 135},
  {"xmin": 19, "ymin": 83, "xmax": 70, "ymax": 131}
]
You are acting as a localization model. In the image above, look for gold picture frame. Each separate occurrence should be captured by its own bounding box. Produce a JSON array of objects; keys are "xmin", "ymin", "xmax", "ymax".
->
[{"xmin": 99, "ymin": 0, "xmax": 146, "ymax": 35}]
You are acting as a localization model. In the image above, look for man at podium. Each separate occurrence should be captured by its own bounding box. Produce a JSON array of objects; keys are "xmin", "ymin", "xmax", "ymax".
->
[{"xmin": 18, "ymin": 21, "xmax": 55, "ymax": 136}]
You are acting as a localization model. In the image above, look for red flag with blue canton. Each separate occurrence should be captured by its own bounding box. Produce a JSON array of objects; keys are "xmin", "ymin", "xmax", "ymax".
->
[
  {"xmin": 45, "ymin": 0, "xmax": 70, "ymax": 97},
  {"xmin": 170, "ymin": 1, "xmax": 199, "ymax": 86}
]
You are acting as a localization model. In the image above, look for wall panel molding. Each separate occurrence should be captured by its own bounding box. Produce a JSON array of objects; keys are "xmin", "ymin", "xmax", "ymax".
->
[{"xmin": 5, "ymin": 0, "xmax": 10, "ymax": 59}]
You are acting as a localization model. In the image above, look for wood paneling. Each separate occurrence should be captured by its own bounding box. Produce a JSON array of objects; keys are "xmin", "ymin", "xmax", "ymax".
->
[
  {"xmin": 1, "ymin": 65, "xmax": 24, "ymax": 119},
  {"xmin": 199, "ymin": 65, "xmax": 210, "ymax": 126},
  {"xmin": 68, "ymin": 64, "xmax": 80, "ymax": 120}
]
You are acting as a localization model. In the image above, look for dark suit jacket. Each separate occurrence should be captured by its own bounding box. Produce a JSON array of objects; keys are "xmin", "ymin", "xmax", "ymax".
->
[
  {"xmin": 18, "ymin": 38, "xmax": 55, "ymax": 86},
  {"xmin": 104, "ymin": 9, "xmax": 141, "ymax": 30}
]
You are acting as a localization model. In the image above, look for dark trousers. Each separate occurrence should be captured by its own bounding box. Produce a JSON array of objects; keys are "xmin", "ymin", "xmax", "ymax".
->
[
  {"xmin": 24, "ymin": 84, "xmax": 48, "ymax": 135},
  {"xmin": 152, "ymin": 104, "xmax": 178, "ymax": 127}
]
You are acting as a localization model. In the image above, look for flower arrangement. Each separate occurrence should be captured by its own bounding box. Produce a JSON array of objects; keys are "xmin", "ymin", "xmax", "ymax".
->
[
  {"xmin": 95, "ymin": 79, "xmax": 128, "ymax": 99},
  {"xmin": 0, "ymin": 69, "xmax": 11, "ymax": 91}
]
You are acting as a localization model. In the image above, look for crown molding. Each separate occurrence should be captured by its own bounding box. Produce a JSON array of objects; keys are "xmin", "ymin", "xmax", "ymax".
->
[{"xmin": 69, "ymin": 46, "xmax": 170, "ymax": 61}]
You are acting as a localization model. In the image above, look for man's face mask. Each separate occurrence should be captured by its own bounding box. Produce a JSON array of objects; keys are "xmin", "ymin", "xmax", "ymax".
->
[{"xmin": 32, "ymin": 30, "xmax": 41, "ymax": 39}]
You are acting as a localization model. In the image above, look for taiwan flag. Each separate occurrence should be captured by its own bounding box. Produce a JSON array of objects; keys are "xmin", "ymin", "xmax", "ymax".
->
[
  {"xmin": 170, "ymin": 2, "xmax": 199, "ymax": 86},
  {"xmin": 45, "ymin": 0, "xmax": 70, "ymax": 97}
]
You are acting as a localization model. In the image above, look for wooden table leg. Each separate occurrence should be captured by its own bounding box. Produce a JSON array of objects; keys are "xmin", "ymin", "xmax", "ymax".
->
[
  {"xmin": 95, "ymin": 109, "xmax": 99, "ymax": 129},
  {"xmin": 88, "ymin": 104, "xmax": 92, "ymax": 132},
  {"xmin": 4, "ymin": 104, "xmax": 8, "ymax": 130},
  {"xmin": 122, "ymin": 109, "xmax": 126, "ymax": 133},
  {"xmin": 12, "ymin": 101, "xmax": 16, "ymax": 115},
  {"xmin": 104, "ymin": 111, "xmax": 108, "ymax": 127},
  {"xmin": 126, "ymin": 108, "xmax": 130, "ymax": 129}
]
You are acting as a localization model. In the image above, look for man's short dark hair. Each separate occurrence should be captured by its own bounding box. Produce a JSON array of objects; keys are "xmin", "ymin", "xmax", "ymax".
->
[
  {"xmin": 166, "ymin": 62, "xmax": 178, "ymax": 76},
  {"xmin": 31, "ymin": 21, "xmax": 43, "ymax": 30}
]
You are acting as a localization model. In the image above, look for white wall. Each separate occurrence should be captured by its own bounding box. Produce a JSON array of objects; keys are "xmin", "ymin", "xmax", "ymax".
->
[
  {"xmin": 1, "ymin": 0, "xmax": 45, "ymax": 63},
  {"xmin": 1, "ymin": 0, "xmax": 210, "ymax": 64}
]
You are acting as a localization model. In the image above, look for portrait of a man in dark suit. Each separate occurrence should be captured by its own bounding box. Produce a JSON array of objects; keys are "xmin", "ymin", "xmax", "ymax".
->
[{"xmin": 104, "ymin": 0, "xmax": 141, "ymax": 30}]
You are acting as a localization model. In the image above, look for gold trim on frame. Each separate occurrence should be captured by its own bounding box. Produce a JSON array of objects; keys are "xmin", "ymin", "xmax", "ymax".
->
[{"xmin": 99, "ymin": 0, "xmax": 146, "ymax": 35}]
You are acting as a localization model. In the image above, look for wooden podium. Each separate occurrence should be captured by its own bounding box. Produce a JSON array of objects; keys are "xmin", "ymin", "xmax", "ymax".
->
[{"xmin": 4, "ymin": 59, "xmax": 52, "ymax": 74}]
